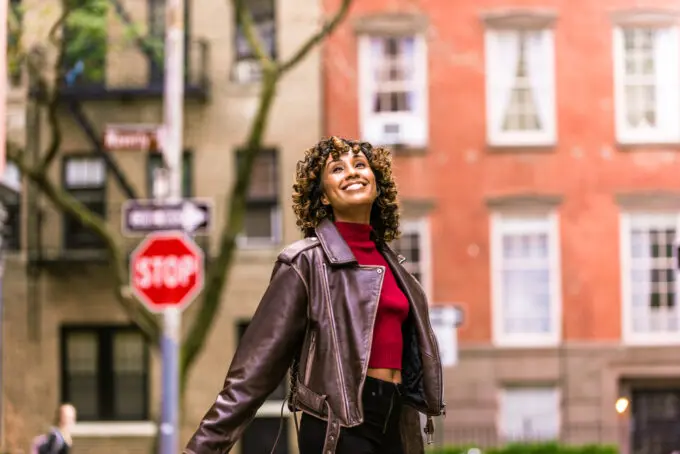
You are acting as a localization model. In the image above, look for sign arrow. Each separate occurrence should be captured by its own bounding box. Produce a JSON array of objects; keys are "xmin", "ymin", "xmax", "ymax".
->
[{"xmin": 122, "ymin": 199, "xmax": 213, "ymax": 236}]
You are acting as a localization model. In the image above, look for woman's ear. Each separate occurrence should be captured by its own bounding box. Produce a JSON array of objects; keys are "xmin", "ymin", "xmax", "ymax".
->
[{"xmin": 321, "ymin": 193, "xmax": 330, "ymax": 206}]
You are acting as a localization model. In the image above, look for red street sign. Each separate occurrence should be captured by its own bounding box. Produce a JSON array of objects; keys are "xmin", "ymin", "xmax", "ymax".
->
[
  {"xmin": 130, "ymin": 231, "xmax": 205, "ymax": 313},
  {"xmin": 104, "ymin": 124, "xmax": 164, "ymax": 151}
]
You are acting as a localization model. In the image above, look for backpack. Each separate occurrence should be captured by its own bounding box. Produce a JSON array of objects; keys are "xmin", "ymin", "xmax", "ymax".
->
[{"xmin": 31, "ymin": 429, "xmax": 65, "ymax": 454}]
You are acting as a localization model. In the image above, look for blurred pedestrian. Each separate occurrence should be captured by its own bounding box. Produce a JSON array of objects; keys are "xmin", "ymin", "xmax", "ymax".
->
[
  {"xmin": 31, "ymin": 403, "xmax": 76, "ymax": 454},
  {"xmin": 185, "ymin": 137, "xmax": 445, "ymax": 454}
]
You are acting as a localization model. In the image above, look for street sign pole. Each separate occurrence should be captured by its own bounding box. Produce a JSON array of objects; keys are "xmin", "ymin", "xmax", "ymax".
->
[{"xmin": 159, "ymin": 0, "xmax": 185, "ymax": 451}]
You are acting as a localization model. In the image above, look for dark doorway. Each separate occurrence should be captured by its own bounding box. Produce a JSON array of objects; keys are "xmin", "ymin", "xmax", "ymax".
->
[{"xmin": 631, "ymin": 389, "xmax": 680, "ymax": 454}]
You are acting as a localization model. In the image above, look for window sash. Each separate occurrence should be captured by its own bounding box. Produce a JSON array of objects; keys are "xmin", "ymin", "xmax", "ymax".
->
[
  {"xmin": 391, "ymin": 219, "xmax": 430, "ymax": 295},
  {"xmin": 147, "ymin": 151, "xmax": 193, "ymax": 198},
  {"xmin": 485, "ymin": 28, "xmax": 556, "ymax": 146},
  {"xmin": 61, "ymin": 326, "xmax": 149, "ymax": 421},
  {"xmin": 499, "ymin": 387, "xmax": 560, "ymax": 441},
  {"xmin": 614, "ymin": 26, "xmax": 680, "ymax": 143},
  {"xmin": 491, "ymin": 213, "xmax": 560, "ymax": 346},
  {"xmin": 63, "ymin": 195, "xmax": 106, "ymax": 250},
  {"xmin": 234, "ymin": 0, "xmax": 276, "ymax": 61},
  {"xmin": 623, "ymin": 213, "xmax": 680, "ymax": 342},
  {"xmin": 241, "ymin": 200, "xmax": 280, "ymax": 244},
  {"xmin": 64, "ymin": 157, "xmax": 106, "ymax": 189},
  {"xmin": 358, "ymin": 34, "xmax": 428, "ymax": 147},
  {"xmin": 236, "ymin": 149, "xmax": 279, "ymax": 201}
]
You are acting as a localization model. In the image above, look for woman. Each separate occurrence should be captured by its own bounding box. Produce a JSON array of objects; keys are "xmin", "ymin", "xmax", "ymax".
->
[
  {"xmin": 32, "ymin": 404, "xmax": 76, "ymax": 454},
  {"xmin": 184, "ymin": 137, "xmax": 445, "ymax": 454}
]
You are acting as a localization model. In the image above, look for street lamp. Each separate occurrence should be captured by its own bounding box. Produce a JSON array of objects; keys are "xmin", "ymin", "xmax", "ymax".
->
[{"xmin": 615, "ymin": 397, "xmax": 629, "ymax": 414}]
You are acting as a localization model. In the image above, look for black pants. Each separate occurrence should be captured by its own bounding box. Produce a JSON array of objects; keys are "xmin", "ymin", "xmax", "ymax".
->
[{"xmin": 298, "ymin": 376, "xmax": 404, "ymax": 454}]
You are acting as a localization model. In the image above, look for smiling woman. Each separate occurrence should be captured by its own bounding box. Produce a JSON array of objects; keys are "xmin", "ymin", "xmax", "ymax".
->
[
  {"xmin": 292, "ymin": 136, "xmax": 400, "ymax": 242},
  {"xmin": 184, "ymin": 136, "xmax": 445, "ymax": 454}
]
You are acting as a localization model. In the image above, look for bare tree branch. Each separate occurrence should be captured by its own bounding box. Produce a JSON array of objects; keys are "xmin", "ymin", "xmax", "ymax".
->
[
  {"xmin": 6, "ymin": 142, "xmax": 161, "ymax": 344},
  {"xmin": 234, "ymin": 0, "xmax": 275, "ymax": 69},
  {"xmin": 180, "ymin": 69, "xmax": 278, "ymax": 393},
  {"xmin": 278, "ymin": 0, "xmax": 352, "ymax": 74},
  {"xmin": 47, "ymin": 4, "xmax": 74, "ymax": 46}
]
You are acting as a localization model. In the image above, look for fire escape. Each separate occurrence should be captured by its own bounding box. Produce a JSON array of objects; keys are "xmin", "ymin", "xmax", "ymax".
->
[{"xmin": 24, "ymin": 0, "xmax": 211, "ymax": 337}]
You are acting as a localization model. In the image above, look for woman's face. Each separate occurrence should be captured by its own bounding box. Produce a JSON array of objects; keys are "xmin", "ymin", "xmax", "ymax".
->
[{"xmin": 321, "ymin": 151, "xmax": 377, "ymax": 223}]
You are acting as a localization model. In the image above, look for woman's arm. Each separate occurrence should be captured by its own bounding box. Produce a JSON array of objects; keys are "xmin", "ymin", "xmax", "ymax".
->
[{"xmin": 184, "ymin": 259, "xmax": 308, "ymax": 454}]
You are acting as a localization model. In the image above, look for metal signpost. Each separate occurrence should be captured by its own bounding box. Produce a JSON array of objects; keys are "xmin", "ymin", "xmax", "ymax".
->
[
  {"xmin": 122, "ymin": 199, "xmax": 213, "ymax": 235},
  {"xmin": 158, "ymin": 0, "xmax": 186, "ymax": 452}
]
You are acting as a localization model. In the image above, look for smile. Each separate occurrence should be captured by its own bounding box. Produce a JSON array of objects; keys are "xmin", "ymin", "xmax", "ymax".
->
[{"xmin": 343, "ymin": 182, "xmax": 366, "ymax": 191}]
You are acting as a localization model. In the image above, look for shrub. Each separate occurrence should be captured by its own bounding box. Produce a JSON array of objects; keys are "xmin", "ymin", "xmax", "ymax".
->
[{"xmin": 427, "ymin": 443, "xmax": 619, "ymax": 454}]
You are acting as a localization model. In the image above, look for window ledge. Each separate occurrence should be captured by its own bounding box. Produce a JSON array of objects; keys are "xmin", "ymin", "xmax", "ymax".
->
[
  {"xmin": 71, "ymin": 421, "xmax": 156, "ymax": 438},
  {"xmin": 487, "ymin": 144, "xmax": 556, "ymax": 153},
  {"xmin": 610, "ymin": 8, "xmax": 680, "ymax": 27},
  {"xmin": 492, "ymin": 339, "xmax": 561, "ymax": 349},
  {"xmin": 389, "ymin": 145, "xmax": 428, "ymax": 156},
  {"xmin": 481, "ymin": 8, "xmax": 558, "ymax": 29},
  {"xmin": 353, "ymin": 12, "xmax": 429, "ymax": 35},
  {"xmin": 486, "ymin": 193, "xmax": 563, "ymax": 211},
  {"xmin": 622, "ymin": 337, "xmax": 680, "ymax": 347},
  {"xmin": 617, "ymin": 141, "xmax": 680, "ymax": 150}
]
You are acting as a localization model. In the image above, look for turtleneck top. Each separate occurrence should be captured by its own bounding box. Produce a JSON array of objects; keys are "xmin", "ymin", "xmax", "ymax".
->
[{"xmin": 334, "ymin": 221, "xmax": 410, "ymax": 370}]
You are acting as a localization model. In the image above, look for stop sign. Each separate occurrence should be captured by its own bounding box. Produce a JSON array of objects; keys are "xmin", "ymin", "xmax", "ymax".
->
[{"xmin": 130, "ymin": 231, "xmax": 205, "ymax": 313}]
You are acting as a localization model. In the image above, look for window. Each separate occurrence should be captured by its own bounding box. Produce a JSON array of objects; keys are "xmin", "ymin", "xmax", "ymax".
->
[
  {"xmin": 621, "ymin": 213, "xmax": 680, "ymax": 344},
  {"xmin": 391, "ymin": 218, "xmax": 431, "ymax": 297},
  {"xmin": 63, "ymin": 156, "xmax": 107, "ymax": 250},
  {"xmin": 2, "ymin": 162, "xmax": 21, "ymax": 251},
  {"xmin": 232, "ymin": 0, "xmax": 276, "ymax": 83},
  {"xmin": 236, "ymin": 149, "xmax": 280, "ymax": 246},
  {"xmin": 490, "ymin": 212, "xmax": 561, "ymax": 346},
  {"xmin": 499, "ymin": 387, "xmax": 559, "ymax": 441},
  {"xmin": 485, "ymin": 29, "xmax": 556, "ymax": 146},
  {"xmin": 8, "ymin": 0, "xmax": 23, "ymax": 87},
  {"xmin": 236, "ymin": 321, "xmax": 289, "ymax": 454},
  {"xmin": 613, "ymin": 26, "xmax": 680, "ymax": 144},
  {"xmin": 147, "ymin": 151, "xmax": 194, "ymax": 198},
  {"xmin": 60, "ymin": 326, "xmax": 149, "ymax": 422},
  {"xmin": 358, "ymin": 35, "xmax": 428, "ymax": 148}
]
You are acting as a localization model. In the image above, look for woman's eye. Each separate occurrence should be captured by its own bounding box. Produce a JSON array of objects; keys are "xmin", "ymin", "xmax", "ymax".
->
[
  {"xmin": 332, "ymin": 166, "xmax": 343, "ymax": 173},
  {"xmin": 356, "ymin": 162, "xmax": 366, "ymax": 168}
]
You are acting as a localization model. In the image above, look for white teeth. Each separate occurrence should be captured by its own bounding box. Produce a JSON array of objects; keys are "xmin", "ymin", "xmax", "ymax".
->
[{"xmin": 345, "ymin": 183, "xmax": 363, "ymax": 191}]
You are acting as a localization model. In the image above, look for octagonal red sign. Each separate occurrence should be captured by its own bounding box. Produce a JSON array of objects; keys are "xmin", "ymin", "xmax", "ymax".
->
[{"xmin": 130, "ymin": 231, "xmax": 205, "ymax": 313}]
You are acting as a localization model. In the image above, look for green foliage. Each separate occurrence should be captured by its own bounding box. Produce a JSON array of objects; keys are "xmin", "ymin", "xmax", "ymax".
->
[
  {"xmin": 427, "ymin": 443, "xmax": 619, "ymax": 454},
  {"xmin": 62, "ymin": 0, "xmax": 110, "ymax": 84}
]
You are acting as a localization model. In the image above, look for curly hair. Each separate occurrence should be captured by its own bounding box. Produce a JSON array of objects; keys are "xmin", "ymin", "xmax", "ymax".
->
[{"xmin": 292, "ymin": 136, "xmax": 400, "ymax": 243}]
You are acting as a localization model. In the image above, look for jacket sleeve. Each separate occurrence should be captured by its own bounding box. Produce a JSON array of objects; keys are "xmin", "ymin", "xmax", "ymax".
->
[{"xmin": 184, "ymin": 260, "xmax": 308, "ymax": 454}]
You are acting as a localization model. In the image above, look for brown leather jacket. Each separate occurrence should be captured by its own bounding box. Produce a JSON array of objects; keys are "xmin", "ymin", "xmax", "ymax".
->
[{"xmin": 184, "ymin": 219, "xmax": 446, "ymax": 454}]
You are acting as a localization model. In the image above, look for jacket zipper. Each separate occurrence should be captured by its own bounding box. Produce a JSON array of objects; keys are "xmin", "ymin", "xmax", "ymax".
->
[
  {"xmin": 356, "ymin": 265, "xmax": 385, "ymax": 425},
  {"xmin": 303, "ymin": 331, "xmax": 317, "ymax": 386},
  {"xmin": 321, "ymin": 263, "xmax": 352, "ymax": 422}
]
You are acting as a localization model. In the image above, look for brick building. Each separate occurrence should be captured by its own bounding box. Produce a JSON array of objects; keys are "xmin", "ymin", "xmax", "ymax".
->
[
  {"xmin": 2, "ymin": 0, "xmax": 324, "ymax": 452},
  {"xmin": 323, "ymin": 0, "xmax": 680, "ymax": 452}
]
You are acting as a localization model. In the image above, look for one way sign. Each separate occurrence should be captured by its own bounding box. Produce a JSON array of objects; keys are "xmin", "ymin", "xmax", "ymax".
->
[{"xmin": 122, "ymin": 199, "xmax": 213, "ymax": 236}]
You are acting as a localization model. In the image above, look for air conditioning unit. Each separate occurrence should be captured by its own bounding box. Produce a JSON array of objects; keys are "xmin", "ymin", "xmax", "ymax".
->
[
  {"xmin": 232, "ymin": 60, "xmax": 262, "ymax": 84},
  {"xmin": 382, "ymin": 123, "xmax": 403, "ymax": 146}
]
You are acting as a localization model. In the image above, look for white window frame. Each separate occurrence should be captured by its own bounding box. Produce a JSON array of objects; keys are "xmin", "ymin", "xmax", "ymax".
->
[
  {"xmin": 357, "ymin": 34, "xmax": 429, "ymax": 148},
  {"xmin": 395, "ymin": 217, "xmax": 432, "ymax": 301},
  {"xmin": 497, "ymin": 386, "xmax": 561, "ymax": 442},
  {"xmin": 620, "ymin": 211, "xmax": 680, "ymax": 345},
  {"xmin": 484, "ymin": 28, "xmax": 556, "ymax": 147},
  {"xmin": 237, "ymin": 206, "xmax": 282, "ymax": 249},
  {"xmin": 64, "ymin": 156, "xmax": 106, "ymax": 189},
  {"xmin": 490, "ymin": 211, "xmax": 562, "ymax": 347},
  {"xmin": 613, "ymin": 26, "xmax": 680, "ymax": 144}
]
